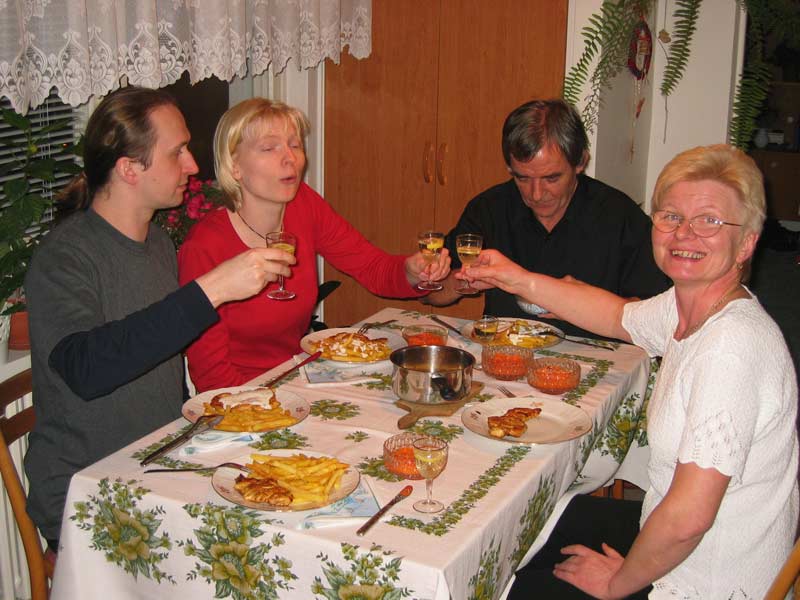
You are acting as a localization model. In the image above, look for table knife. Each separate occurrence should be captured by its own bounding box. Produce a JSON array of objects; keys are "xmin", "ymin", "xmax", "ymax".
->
[
  {"xmin": 260, "ymin": 351, "xmax": 322, "ymax": 388},
  {"xmin": 356, "ymin": 485, "xmax": 413, "ymax": 536},
  {"xmin": 139, "ymin": 414, "xmax": 224, "ymax": 466},
  {"xmin": 430, "ymin": 315, "xmax": 467, "ymax": 339}
]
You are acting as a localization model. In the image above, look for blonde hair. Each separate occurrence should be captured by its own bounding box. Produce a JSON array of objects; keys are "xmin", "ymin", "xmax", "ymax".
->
[
  {"xmin": 651, "ymin": 144, "xmax": 766, "ymax": 235},
  {"xmin": 213, "ymin": 98, "xmax": 310, "ymax": 210}
]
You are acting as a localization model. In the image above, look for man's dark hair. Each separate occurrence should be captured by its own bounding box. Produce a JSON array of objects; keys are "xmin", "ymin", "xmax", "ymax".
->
[{"xmin": 501, "ymin": 99, "xmax": 588, "ymax": 168}]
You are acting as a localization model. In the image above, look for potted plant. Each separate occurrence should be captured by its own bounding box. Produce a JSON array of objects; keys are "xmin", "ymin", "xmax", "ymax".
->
[
  {"xmin": 0, "ymin": 106, "xmax": 82, "ymax": 348},
  {"xmin": 152, "ymin": 176, "xmax": 224, "ymax": 248}
]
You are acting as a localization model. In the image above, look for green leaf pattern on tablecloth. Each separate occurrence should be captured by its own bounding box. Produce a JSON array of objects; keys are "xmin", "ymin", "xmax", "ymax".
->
[
  {"xmin": 538, "ymin": 350, "xmax": 613, "ymax": 406},
  {"xmin": 310, "ymin": 399, "xmax": 361, "ymax": 420},
  {"xmin": 510, "ymin": 474, "xmax": 557, "ymax": 568},
  {"xmin": 408, "ymin": 420, "xmax": 463, "ymax": 442},
  {"xmin": 596, "ymin": 393, "xmax": 642, "ymax": 463},
  {"xmin": 354, "ymin": 373, "xmax": 393, "ymax": 391},
  {"xmin": 345, "ymin": 431, "xmax": 370, "ymax": 443},
  {"xmin": 635, "ymin": 357, "xmax": 660, "ymax": 448},
  {"xmin": 389, "ymin": 445, "xmax": 531, "ymax": 536},
  {"xmin": 70, "ymin": 478, "xmax": 175, "ymax": 584},
  {"xmin": 468, "ymin": 538, "xmax": 502, "ymax": 600},
  {"xmin": 311, "ymin": 542, "xmax": 412, "ymax": 599},
  {"xmin": 179, "ymin": 503, "xmax": 296, "ymax": 599},
  {"xmin": 357, "ymin": 456, "xmax": 405, "ymax": 482},
  {"xmin": 130, "ymin": 425, "xmax": 207, "ymax": 473},
  {"xmin": 569, "ymin": 419, "xmax": 605, "ymax": 490},
  {"xmin": 248, "ymin": 429, "xmax": 309, "ymax": 451}
]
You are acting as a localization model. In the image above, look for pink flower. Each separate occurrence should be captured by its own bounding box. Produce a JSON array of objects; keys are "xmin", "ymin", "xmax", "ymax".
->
[{"xmin": 188, "ymin": 178, "xmax": 204, "ymax": 193}]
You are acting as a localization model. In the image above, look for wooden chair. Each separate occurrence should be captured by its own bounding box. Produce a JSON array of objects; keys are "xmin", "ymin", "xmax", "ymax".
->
[
  {"xmin": 0, "ymin": 368, "xmax": 52, "ymax": 600},
  {"xmin": 764, "ymin": 537, "xmax": 800, "ymax": 600}
]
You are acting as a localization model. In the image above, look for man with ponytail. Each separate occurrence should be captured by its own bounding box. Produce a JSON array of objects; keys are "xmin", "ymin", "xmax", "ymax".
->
[{"xmin": 23, "ymin": 86, "xmax": 291, "ymax": 552}]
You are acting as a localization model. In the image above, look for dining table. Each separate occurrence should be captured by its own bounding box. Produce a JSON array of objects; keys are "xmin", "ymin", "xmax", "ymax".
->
[{"xmin": 50, "ymin": 306, "xmax": 655, "ymax": 600}]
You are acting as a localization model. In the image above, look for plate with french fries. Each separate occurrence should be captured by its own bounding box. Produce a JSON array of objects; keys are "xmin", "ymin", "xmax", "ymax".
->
[
  {"xmin": 181, "ymin": 386, "xmax": 309, "ymax": 433},
  {"xmin": 300, "ymin": 327, "xmax": 404, "ymax": 364},
  {"xmin": 212, "ymin": 450, "xmax": 360, "ymax": 511}
]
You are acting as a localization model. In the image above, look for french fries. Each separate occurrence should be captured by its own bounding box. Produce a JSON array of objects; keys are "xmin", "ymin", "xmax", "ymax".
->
[
  {"xmin": 203, "ymin": 389, "xmax": 298, "ymax": 432},
  {"xmin": 311, "ymin": 331, "xmax": 391, "ymax": 362},
  {"xmin": 243, "ymin": 453, "xmax": 350, "ymax": 507}
]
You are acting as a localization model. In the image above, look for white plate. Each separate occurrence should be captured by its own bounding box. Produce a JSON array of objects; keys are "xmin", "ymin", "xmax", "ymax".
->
[
  {"xmin": 212, "ymin": 449, "xmax": 360, "ymax": 512},
  {"xmin": 461, "ymin": 397, "xmax": 591, "ymax": 444},
  {"xmin": 300, "ymin": 327, "xmax": 405, "ymax": 365},
  {"xmin": 460, "ymin": 318, "xmax": 563, "ymax": 349},
  {"xmin": 181, "ymin": 386, "xmax": 309, "ymax": 432}
]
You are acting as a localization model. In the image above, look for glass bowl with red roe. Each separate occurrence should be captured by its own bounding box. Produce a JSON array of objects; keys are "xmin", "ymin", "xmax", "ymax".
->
[
  {"xmin": 402, "ymin": 324, "xmax": 448, "ymax": 347},
  {"xmin": 481, "ymin": 344, "xmax": 531, "ymax": 381},
  {"xmin": 383, "ymin": 433, "xmax": 424, "ymax": 479},
  {"xmin": 527, "ymin": 357, "xmax": 581, "ymax": 395}
]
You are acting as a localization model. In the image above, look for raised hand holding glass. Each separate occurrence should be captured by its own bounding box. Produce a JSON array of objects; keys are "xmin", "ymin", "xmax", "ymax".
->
[{"xmin": 416, "ymin": 230, "xmax": 445, "ymax": 291}]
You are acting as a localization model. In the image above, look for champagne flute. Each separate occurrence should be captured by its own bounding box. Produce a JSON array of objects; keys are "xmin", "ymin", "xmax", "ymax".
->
[
  {"xmin": 265, "ymin": 231, "xmax": 297, "ymax": 301},
  {"xmin": 412, "ymin": 436, "xmax": 448, "ymax": 513},
  {"xmin": 455, "ymin": 233, "xmax": 483, "ymax": 295},
  {"xmin": 416, "ymin": 230, "xmax": 445, "ymax": 291}
]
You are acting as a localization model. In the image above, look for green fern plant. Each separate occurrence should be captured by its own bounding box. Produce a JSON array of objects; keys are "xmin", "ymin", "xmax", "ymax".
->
[{"xmin": 660, "ymin": 0, "xmax": 701, "ymax": 97}]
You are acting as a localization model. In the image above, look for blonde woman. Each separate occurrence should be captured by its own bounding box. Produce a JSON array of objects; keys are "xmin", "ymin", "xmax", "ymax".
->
[
  {"xmin": 465, "ymin": 145, "xmax": 798, "ymax": 599},
  {"xmin": 179, "ymin": 98, "xmax": 449, "ymax": 391}
]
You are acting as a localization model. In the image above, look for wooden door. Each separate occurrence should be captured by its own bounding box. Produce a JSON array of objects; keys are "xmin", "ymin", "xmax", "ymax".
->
[
  {"xmin": 324, "ymin": 1, "xmax": 440, "ymax": 325},
  {"xmin": 323, "ymin": 1, "xmax": 568, "ymax": 326},
  {"xmin": 432, "ymin": 0, "xmax": 568, "ymax": 320}
]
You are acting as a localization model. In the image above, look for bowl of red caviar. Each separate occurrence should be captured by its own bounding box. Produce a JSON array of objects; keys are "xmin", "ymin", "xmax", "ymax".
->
[
  {"xmin": 383, "ymin": 433, "xmax": 424, "ymax": 479},
  {"xmin": 481, "ymin": 344, "xmax": 531, "ymax": 381},
  {"xmin": 402, "ymin": 324, "xmax": 448, "ymax": 347},
  {"xmin": 527, "ymin": 357, "xmax": 581, "ymax": 394}
]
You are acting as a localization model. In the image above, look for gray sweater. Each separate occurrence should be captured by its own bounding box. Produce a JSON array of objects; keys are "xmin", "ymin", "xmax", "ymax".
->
[{"xmin": 24, "ymin": 209, "xmax": 217, "ymax": 541}]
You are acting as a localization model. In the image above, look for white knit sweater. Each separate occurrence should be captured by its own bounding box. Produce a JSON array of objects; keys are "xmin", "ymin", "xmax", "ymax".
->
[{"xmin": 623, "ymin": 288, "xmax": 798, "ymax": 599}]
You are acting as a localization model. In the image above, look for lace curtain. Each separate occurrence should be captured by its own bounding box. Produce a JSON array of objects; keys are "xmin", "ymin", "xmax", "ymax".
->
[{"xmin": 0, "ymin": 0, "xmax": 371, "ymax": 114}]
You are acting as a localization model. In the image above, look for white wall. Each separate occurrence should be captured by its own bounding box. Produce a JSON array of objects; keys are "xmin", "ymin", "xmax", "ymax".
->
[{"xmin": 585, "ymin": 0, "xmax": 746, "ymax": 211}]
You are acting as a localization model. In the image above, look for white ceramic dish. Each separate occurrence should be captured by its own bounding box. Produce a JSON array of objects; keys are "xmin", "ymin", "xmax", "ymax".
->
[
  {"xmin": 181, "ymin": 386, "xmax": 309, "ymax": 432},
  {"xmin": 300, "ymin": 327, "xmax": 405, "ymax": 365}
]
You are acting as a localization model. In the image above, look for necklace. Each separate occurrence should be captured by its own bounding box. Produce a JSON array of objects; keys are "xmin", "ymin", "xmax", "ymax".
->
[
  {"xmin": 679, "ymin": 282, "xmax": 742, "ymax": 340},
  {"xmin": 238, "ymin": 212, "xmax": 268, "ymax": 246},
  {"xmin": 237, "ymin": 206, "xmax": 284, "ymax": 247}
]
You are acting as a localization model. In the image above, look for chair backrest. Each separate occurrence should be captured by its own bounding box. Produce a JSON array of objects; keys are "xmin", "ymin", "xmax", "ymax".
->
[
  {"xmin": 764, "ymin": 537, "xmax": 800, "ymax": 600},
  {"xmin": 0, "ymin": 368, "xmax": 50, "ymax": 600}
]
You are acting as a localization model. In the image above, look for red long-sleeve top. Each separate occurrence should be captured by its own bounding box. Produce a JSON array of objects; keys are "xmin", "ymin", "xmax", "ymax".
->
[{"xmin": 178, "ymin": 183, "xmax": 419, "ymax": 392}]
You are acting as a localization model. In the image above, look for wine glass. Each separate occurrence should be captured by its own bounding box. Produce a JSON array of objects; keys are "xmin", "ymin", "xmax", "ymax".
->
[
  {"xmin": 265, "ymin": 231, "xmax": 297, "ymax": 301},
  {"xmin": 416, "ymin": 230, "xmax": 445, "ymax": 291},
  {"xmin": 455, "ymin": 233, "xmax": 483, "ymax": 295},
  {"xmin": 412, "ymin": 436, "xmax": 448, "ymax": 513}
]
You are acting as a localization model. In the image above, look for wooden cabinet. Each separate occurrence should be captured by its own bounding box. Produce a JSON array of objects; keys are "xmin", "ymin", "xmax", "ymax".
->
[
  {"xmin": 750, "ymin": 150, "xmax": 800, "ymax": 221},
  {"xmin": 323, "ymin": 1, "xmax": 568, "ymax": 326}
]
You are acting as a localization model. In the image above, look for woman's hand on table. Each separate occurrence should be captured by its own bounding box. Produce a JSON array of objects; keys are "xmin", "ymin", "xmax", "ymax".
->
[
  {"xmin": 553, "ymin": 542, "xmax": 626, "ymax": 600},
  {"xmin": 405, "ymin": 248, "xmax": 451, "ymax": 287}
]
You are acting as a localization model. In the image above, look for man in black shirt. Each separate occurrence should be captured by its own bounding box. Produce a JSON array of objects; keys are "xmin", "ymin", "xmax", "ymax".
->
[{"xmin": 426, "ymin": 99, "xmax": 670, "ymax": 337}]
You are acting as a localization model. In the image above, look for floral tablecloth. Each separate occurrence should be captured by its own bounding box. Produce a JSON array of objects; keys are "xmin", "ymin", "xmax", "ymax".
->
[{"xmin": 51, "ymin": 307, "xmax": 653, "ymax": 600}]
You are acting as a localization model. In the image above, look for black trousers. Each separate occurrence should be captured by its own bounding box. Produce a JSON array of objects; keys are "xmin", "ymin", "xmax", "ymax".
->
[{"xmin": 509, "ymin": 494, "xmax": 651, "ymax": 600}]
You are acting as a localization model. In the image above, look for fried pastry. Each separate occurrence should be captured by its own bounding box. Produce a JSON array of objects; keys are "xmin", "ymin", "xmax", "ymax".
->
[
  {"xmin": 234, "ymin": 474, "xmax": 293, "ymax": 506},
  {"xmin": 487, "ymin": 406, "xmax": 542, "ymax": 439}
]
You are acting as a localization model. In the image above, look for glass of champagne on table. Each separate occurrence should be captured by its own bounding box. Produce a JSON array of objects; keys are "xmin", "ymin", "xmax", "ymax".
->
[
  {"xmin": 455, "ymin": 233, "xmax": 483, "ymax": 295},
  {"xmin": 412, "ymin": 436, "xmax": 448, "ymax": 513},
  {"xmin": 265, "ymin": 231, "xmax": 297, "ymax": 300},
  {"xmin": 416, "ymin": 230, "xmax": 445, "ymax": 291}
]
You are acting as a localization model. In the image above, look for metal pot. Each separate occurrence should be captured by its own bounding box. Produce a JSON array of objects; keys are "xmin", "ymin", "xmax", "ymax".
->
[{"xmin": 390, "ymin": 345, "xmax": 475, "ymax": 404}]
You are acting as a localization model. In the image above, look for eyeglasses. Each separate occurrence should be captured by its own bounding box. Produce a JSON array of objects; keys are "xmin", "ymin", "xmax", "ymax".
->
[{"xmin": 651, "ymin": 211, "xmax": 742, "ymax": 238}]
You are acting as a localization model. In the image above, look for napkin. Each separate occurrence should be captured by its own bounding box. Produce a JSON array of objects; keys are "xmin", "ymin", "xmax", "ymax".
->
[
  {"xmin": 303, "ymin": 358, "xmax": 392, "ymax": 388},
  {"xmin": 178, "ymin": 430, "xmax": 255, "ymax": 456},
  {"xmin": 298, "ymin": 480, "xmax": 380, "ymax": 530}
]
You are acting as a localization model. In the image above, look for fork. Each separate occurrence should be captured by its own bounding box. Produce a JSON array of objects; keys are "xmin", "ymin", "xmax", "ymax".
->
[
  {"xmin": 144, "ymin": 462, "xmax": 250, "ymax": 474},
  {"xmin": 357, "ymin": 319, "xmax": 396, "ymax": 335},
  {"xmin": 496, "ymin": 385, "xmax": 516, "ymax": 398}
]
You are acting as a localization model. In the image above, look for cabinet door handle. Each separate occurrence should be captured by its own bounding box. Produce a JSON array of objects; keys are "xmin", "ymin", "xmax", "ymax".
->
[
  {"xmin": 436, "ymin": 142, "xmax": 448, "ymax": 185},
  {"xmin": 422, "ymin": 142, "xmax": 434, "ymax": 183}
]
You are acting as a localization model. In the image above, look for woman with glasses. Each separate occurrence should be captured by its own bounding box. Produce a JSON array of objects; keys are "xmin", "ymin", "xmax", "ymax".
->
[{"xmin": 462, "ymin": 144, "xmax": 798, "ymax": 599}]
